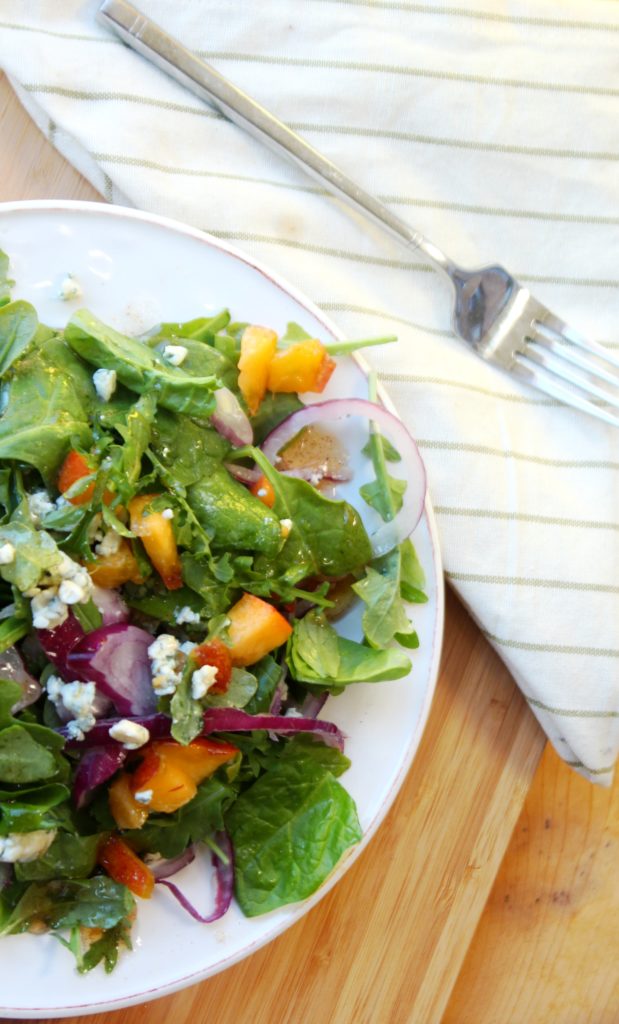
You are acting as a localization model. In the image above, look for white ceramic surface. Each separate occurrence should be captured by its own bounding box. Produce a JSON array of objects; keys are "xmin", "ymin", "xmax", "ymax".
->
[{"xmin": 0, "ymin": 201, "xmax": 444, "ymax": 1018}]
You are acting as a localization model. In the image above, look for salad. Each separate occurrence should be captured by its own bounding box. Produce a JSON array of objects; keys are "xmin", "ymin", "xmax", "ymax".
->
[{"xmin": 0, "ymin": 249, "xmax": 427, "ymax": 975}]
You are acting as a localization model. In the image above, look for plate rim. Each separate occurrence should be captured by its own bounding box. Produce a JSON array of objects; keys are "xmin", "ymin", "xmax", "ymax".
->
[{"xmin": 0, "ymin": 198, "xmax": 445, "ymax": 1017}]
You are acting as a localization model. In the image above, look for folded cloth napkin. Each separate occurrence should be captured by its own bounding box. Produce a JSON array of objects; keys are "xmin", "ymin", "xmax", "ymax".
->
[{"xmin": 1, "ymin": 0, "xmax": 618, "ymax": 782}]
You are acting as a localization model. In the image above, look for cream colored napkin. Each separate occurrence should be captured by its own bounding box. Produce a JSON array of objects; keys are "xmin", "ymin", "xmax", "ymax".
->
[{"xmin": 0, "ymin": 0, "xmax": 618, "ymax": 782}]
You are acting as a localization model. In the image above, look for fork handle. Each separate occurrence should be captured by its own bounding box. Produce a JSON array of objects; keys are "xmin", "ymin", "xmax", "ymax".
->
[{"xmin": 97, "ymin": 0, "xmax": 456, "ymax": 280}]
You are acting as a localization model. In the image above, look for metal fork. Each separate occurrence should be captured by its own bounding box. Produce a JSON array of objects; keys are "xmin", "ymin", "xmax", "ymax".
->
[{"xmin": 98, "ymin": 0, "xmax": 619, "ymax": 429}]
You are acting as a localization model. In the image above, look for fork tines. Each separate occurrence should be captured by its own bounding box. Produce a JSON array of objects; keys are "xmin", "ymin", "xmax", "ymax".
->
[{"xmin": 512, "ymin": 310, "xmax": 619, "ymax": 427}]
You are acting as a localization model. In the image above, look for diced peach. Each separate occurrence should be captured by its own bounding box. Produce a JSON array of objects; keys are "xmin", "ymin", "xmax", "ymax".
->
[
  {"xmin": 192, "ymin": 639, "xmax": 233, "ymax": 694},
  {"xmin": 225, "ymin": 593, "xmax": 293, "ymax": 667},
  {"xmin": 129, "ymin": 494, "xmax": 182, "ymax": 590},
  {"xmin": 87, "ymin": 540, "xmax": 144, "ymax": 589},
  {"xmin": 266, "ymin": 339, "xmax": 335, "ymax": 395},
  {"xmin": 238, "ymin": 325, "xmax": 278, "ymax": 415},
  {"xmin": 108, "ymin": 772, "xmax": 149, "ymax": 830},
  {"xmin": 98, "ymin": 835, "xmax": 154, "ymax": 899},
  {"xmin": 129, "ymin": 738, "xmax": 238, "ymax": 814},
  {"xmin": 249, "ymin": 474, "xmax": 276, "ymax": 509}
]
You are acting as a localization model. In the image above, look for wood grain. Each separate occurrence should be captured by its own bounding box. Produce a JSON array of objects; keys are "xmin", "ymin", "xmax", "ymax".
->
[
  {"xmin": 0, "ymin": 73, "xmax": 547, "ymax": 1024},
  {"xmin": 444, "ymin": 743, "xmax": 619, "ymax": 1024}
]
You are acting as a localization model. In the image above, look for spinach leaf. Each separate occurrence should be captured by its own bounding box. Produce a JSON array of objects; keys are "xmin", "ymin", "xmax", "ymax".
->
[
  {"xmin": 150, "ymin": 408, "xmax": 230, "ymax": 487},
  {"xmin": 289, "ymin": 611, "xmax": 411, "ymax": 686},
  {"xmin": 0, "ymin": 250, "xmax": 13, "ymax": 306},
  {"xmin": 0, "ymin": 725, "xmax": 58, "ymax": 784},
  {"xmin": 0, "ymin": 876, "xmax": 134, "ymax": 935},
  {"xmin": 153, "ymin": 337, "xmax": 238, "ymax": 391},
  {"xmin": 15, "ymin": 833, "xmax": 102, "ymax": 882},
  {"xmin": 124, "ymin": 776, "xmax": 236, "ymax": 858},
  {"xmin": 275, "ymin": 733, "xmax": 351, "ymax": 778},
  {"xmin": 65, "ymin": 310, "xmax": 220, "ymax": 419},
  {"xmin": 0, "ymin": 678, "xmax": 21, "ymax": 726},
  {"xmin": 0, "ymin": 783, "xmax": 70, "ymax": 835},
  {"xmin": 179, "ymin": 556, "xmax": 234, "ymax": 617},
  {"xmin": 0, "ymin": 337, "xmax": 93, "ymax": 482},
  {"xmin": 400, "ymin": 538, "xmax": 428, "ymax": 603},
  {"xmin": 250, "ymin": 448, "xmax": 372, "ymax": 578},
  {"xmin": 250, "ymin": 392, "xmax": 303, "ymax": 445},
  {"xmin": 226, "ymin": 753, "xmax": 361, "ymax": 916},
  {"xmin": 188, "ymin": 463, "xmax": 282, "ymax": 557},
  {"xmin": 0, "ymin": 301, "xmax": 40, "ymax": 377},
  {"xmin": 243, "ymin": 655, "xmax": 282, "ymax": 714}
]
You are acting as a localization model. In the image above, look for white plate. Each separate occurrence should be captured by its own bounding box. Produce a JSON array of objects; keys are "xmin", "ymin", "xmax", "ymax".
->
[{"xmin": 0, "ymin": 201, "xmax": 444, "ymax": 1018}]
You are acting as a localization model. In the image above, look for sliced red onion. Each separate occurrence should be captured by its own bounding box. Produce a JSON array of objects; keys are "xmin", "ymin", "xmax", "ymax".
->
[
  {"xmin": 59, "ymin": 712, "xmax": 170, "ymax": 746},
  {"xmin": 38, "ymin": 613, "xmax": 85, "ymax": 680},
  {"xmin": 224, "ymin": 462, "xmax": 262, "ymax": 486},
  {"xmin": 91, "ymin": 585, "xmax": 130, "ymax": 626},
  {"xmin": 156, "ymin": 831, "xmax": 234, "ymax": 924},
  {"xmin": 212, "ymin": 386, "xmax": 253, "ymax": 447},
  {"xmin": 151, "ymin": 845, "xmax": 196, "ymax": 880},
  {"xmin": 201, "ymin": 708, "xmax": 345, "ymax": 751},
  {"xmin": 72, "ymin": 745, "xmax": 127, "ymax": 810},
  {"xmin": 299, "ymin": 692, "xmax": 329, "ymax": 720},
  {"xmin": 0, "ymin": 647, "xmax": 42, "ymax": 714},
  {"xmin": 67, "ymin": 624, "xmax": 156, "ymax": 717},
  {"xmin": 261, "ymin": 398, "xmax": 426, "ymax": 556},
  {"xmin": 60, "ymin": 707, "xmax": 345, "ymax": 751}
]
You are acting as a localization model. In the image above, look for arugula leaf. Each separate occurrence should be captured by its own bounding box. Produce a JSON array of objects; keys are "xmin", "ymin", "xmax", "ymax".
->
[
  {"xmin": 0, "ymin": 301, "xmax": 41, "ymax": 377},
  {"xmin": 359, "ymin": 474, "xmax": 407, "ymax": 519},
  {"xmin": 170, "ymin": 658, "xmax": 204, "ymax": 746},
  {"xmin": 0, "ymin": 782, "xmax": 70, "ymax": 835},
  {"xmin": 0, "ymin": 876, "xmax": 134, "ymax": 935},
  {"xmin": 0, "ymin": 520, "xmax": 61, "ymax": 592},
  {"xmin": 65, "ymin": 310, "xmax": 220, "ymax": 419},
  {"xmin": 204, "ymin": 668, "xmax": 257, "ymax": 708},
  {"xmin": 289, "ymin": 611, "xmax": 411, "ymax": 686},
  {"xmin": 361, "ymin": 434, "xmax": 401, "ymax": 462},
  {"xmin": 0, "ymin": 616, "xmax": 29, "ymax": 655},
  {"xmin": 0, "ymin": 337, "xmax": 94, "ymax": 482},
  {"xmin": 77, "ymin": 918, "xmax": 132, "ymax": 974},
  {"xmin": 15, "ymin": 833, "xmax": 102, "ymax": 882},
  {"xmin": 226, "ymin": 753, "xmax": 361, "ymax": 916},
  {"xmin": 72, "ymin": 598, "xmax": 103, "ymax": 632},
  {"xmin": 352, "ymin": 549, "xmax": 412, "ymax": 648},
  {"xmin": 107, "ymin": 391, "xmax": 156, "ymax": 501},
  {"xmin": 125, "ymin": 776, "xmax": 237, "ymax": 858}
]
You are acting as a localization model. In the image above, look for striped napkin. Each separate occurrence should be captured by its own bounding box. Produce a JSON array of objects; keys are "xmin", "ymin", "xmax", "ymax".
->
[{"xmin": 0, "ymin": 0, "xmax": 618, "ymax": 783}]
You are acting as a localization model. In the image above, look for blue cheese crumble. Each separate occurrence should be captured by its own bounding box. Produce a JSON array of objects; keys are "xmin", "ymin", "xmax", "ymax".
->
[
  {"xmin": 162, "ymin": 344, "xmax": 188, "ymax": 367},
  {"xmin": 46, "ymin": 676, "xmax": 98, "ymax": 741},
  {"xmin": 108, "ymin": 719, "xmax": 150, "ymax": 750},
  {"xmin": 0, "ymin": 829, "xmax": 57, "ymax": 863},
  {"xmin": 93, "ymin": 368, "xmax": 117, "ymax": 402}
]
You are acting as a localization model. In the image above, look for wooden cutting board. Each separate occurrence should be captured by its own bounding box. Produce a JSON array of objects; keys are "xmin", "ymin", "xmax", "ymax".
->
[{"xmin": 0, "ymin": 74, "xmax": 546, "ymax": 1024}]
